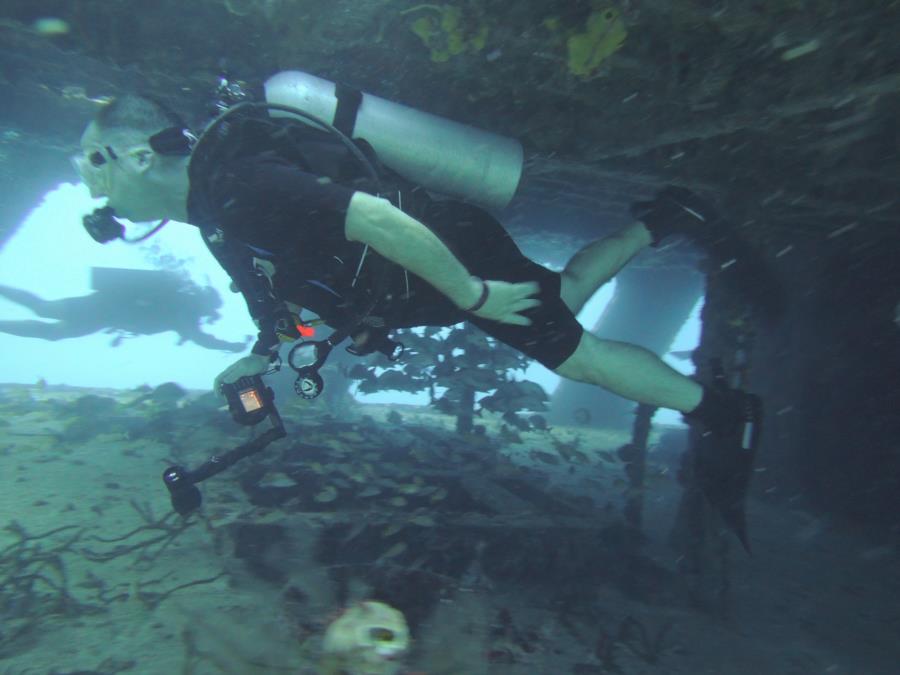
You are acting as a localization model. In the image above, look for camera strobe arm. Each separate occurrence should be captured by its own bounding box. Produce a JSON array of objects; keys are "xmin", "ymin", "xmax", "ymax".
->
[
  {"xmin": 162, "ymin": 376, "xmax": 286, "ymax": 515},
  {"xmin": 191, "ymin": 415, "xmax": 286, "ymax": 483}
]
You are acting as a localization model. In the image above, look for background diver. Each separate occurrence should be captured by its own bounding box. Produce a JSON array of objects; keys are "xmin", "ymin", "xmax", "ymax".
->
[
  {"xmin": 0, "ymin": 267, "xmax": 248, "ymax": 351},
  {"xmin": 71, "ymin": 84, "xmax": 761, "ymax": 545}
]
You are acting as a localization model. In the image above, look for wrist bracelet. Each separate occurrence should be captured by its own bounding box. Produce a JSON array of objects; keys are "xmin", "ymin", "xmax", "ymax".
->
[{"xmin": 464, "ymin": 278, "xmax": 490, "ymax": 313}]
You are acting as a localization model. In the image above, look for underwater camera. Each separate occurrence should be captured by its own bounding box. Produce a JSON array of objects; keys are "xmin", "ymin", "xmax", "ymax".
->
[
  {"xmin": 161, "ymin": 374, "xmax": 286, "ymax": 515},
  {"xmin": 222, "ymin": 374, "xmax": 274, "ymax": 426}
]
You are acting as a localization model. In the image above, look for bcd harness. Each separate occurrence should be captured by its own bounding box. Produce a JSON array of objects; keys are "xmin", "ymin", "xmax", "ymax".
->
[{"xmin": 190, "ymin": 86, "xmax": 430, "ymax": 398}]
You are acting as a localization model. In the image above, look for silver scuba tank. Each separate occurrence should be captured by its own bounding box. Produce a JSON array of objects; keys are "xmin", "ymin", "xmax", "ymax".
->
[{"xmin": 264, "ymin": 70, "xmax": 523, "ymax": 210}]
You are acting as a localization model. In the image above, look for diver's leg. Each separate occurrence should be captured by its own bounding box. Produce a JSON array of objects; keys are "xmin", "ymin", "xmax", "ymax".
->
[
  {"xmin": 553, "ymin": 330, "xmax": 702, "ymax": 412},
  {"xmin": 553, "ymin": 311, "xmax": 760, "ymax": 552},
  {"xmin": 559, "ymin": 222, "xmax": 652, "ymax": 314},
  {"xmin": 0, "ymin": 320, "xmax": 85, "ymax": 340},
  {"xmin": 0, "ymin": 285, "xmax": 55, "ymax": 316},
  {"xmin": 560, "ymin": 185, "xmax": 728, "ymax": 314}
]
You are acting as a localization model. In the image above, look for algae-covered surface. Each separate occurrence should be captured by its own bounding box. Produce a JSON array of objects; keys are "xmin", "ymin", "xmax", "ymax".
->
[{"xmin": 1, "ymin": 383, "xmax": 898, "ymax": 674}]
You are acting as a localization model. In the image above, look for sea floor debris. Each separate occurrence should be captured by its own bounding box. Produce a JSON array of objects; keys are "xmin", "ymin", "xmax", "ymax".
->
[{"xmin": 1, "ymin": 383, "xmax": 898, "ymax": 674}]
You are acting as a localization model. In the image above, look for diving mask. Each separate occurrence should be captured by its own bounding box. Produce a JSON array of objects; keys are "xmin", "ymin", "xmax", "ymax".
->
[{"xmin": 71, "ymin": 145, "xmax": 118, "ymax": 197}]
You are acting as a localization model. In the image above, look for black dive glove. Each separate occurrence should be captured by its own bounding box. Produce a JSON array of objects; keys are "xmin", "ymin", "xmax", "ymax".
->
[{"xmin": 630, "ymin": 186, "xmax": 721, "ymax": 246}]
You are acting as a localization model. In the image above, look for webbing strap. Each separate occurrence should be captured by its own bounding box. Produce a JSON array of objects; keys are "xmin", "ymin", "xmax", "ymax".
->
[{"xmin": 333, "ymin": 83, "xmax": 363, "ymax": 137}]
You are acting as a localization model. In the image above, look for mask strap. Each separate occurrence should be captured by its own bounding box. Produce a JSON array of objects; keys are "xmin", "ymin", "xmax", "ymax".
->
[{"xmin": 148, "ymin": 127, "xmax": 196, "ymax": 156}]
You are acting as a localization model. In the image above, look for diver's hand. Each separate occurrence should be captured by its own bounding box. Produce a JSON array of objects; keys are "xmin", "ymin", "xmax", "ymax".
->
[
  {"xmin": 213, "ymin": 354, "xmax": 271, "ymax": 396},
  {"xmin": 469, "ymin": 280, "xmax": 541, "ymax": 326}
]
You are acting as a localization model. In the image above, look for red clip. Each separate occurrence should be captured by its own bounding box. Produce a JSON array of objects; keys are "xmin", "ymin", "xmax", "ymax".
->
[{"xmin": 297, "ymin": 324, "xmax": 316, "ymax": 338}]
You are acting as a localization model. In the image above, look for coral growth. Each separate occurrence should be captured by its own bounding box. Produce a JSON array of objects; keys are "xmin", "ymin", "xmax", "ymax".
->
[
  {"xmin": 404, "ymin": 4, "xmax": 489, "ymax": 62},
  {"xmin": 545, "ymin": 5, "xmax": 628, "ymax": 78}
]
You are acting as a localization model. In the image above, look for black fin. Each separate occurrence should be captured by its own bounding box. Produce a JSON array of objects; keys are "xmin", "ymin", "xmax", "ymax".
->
[{"xmin": 693, "ymin": 393, "xmax": 762, "ymax": 554}]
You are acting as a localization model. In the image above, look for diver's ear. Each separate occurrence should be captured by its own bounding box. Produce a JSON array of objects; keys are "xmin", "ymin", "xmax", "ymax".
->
[{"xmin": 123, "ymin": 144, "xmax": 155, "ymax": 174}]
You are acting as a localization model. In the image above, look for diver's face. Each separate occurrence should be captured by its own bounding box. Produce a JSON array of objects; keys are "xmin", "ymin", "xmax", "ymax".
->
[{"xmin": 74, "ymin": 122, "xmax": 164, "ymax": 222}]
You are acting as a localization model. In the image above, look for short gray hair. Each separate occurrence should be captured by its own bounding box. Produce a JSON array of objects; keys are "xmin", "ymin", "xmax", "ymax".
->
[{"xmin": 94, "ymin": 95, "xmax": 184, "ymax": 135}]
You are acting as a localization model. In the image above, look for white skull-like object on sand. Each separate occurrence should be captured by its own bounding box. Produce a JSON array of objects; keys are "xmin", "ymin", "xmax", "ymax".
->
[{"xmin": 321, "ymin": 600, "xmax": 410, "ymax": 675}]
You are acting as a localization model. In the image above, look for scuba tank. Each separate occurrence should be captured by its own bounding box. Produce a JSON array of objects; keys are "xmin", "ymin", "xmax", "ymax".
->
[{"xmin": 264, "ymin": 70, "xmax": 524, "ymax": 210}]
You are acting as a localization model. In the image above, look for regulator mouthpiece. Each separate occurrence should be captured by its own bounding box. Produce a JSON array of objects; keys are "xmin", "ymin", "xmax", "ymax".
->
[{"xmin": 83, "ymin": 206, "xmax": 125, "ymax": 243}]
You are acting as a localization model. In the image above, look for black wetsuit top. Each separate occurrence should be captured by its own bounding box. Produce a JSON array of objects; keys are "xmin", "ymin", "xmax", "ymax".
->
[{"xmin": 186, "ymin": 115, "xmax": 583, "ymax": 369}]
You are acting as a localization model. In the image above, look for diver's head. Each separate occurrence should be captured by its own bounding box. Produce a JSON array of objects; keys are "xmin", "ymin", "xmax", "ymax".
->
[{"xmin": 74, "ymin": 95, "xmax": 192, "ymax": 223}]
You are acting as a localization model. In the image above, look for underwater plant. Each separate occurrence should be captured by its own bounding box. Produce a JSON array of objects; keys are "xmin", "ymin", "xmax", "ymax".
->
[{"xmin": 348, "ymin": 324, "xmax": 546, "ymax": 434}]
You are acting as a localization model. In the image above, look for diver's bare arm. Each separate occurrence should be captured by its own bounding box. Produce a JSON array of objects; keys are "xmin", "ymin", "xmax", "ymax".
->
[{"xmin": 344, "ymin": 192, "xmax": 482, "ymax": 308}]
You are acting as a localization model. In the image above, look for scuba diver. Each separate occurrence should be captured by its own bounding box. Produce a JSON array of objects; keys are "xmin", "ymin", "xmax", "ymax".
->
[
  {"xmin": 71, "ymin": 73, "xmax": 760, "ymax": 546},
  {"xmin": 0, "ymin": 267, "xmax": 247, "ymax": 351}
]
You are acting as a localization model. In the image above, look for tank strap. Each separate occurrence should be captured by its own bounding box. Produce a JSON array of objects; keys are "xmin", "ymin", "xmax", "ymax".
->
[{"xmin": 333, "ymin": 83, "xmax": 363, "ymax": 137}]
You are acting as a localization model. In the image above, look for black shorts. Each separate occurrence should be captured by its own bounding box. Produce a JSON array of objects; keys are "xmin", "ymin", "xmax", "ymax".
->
[{"xmin": 383, "ymin": 201, "xmax": 584, "ymax": 370}]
